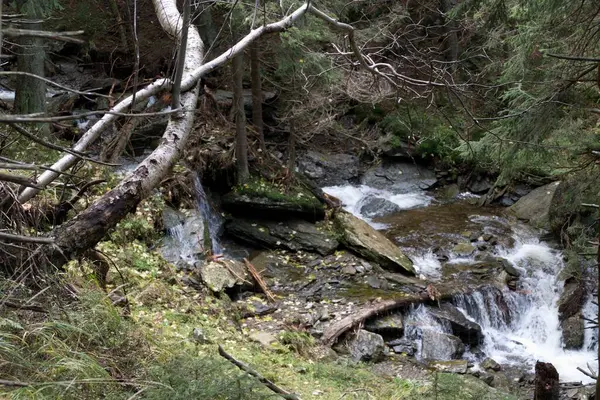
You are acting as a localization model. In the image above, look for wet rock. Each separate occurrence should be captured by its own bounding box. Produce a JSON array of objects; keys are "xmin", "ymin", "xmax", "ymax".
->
[
  {"xmin": 429, "ymin": 303, "xmax": 484, "ymax": 346},
  {"xmin": 250, "ymin": 331, "xmax": 277, "ymax": 347},
  {"xmin": 160, "ymin": 209, "xmax": 208, "ymax": 268},
  {"xmin": 420, "ymin": 329, "xmax": 465, "ymax": 360},
  {"xmin": 377, "ymin": 133, "xmax": 418, "ymax": 159},
  {"xmin": 440, "ymin": 183, "xmax": 460, "ymax": 200},
  {"xmin": 334, "ymin": 210, "xmax": 415, "ymax": 274},
  {"xmin": 162, "ymin": 206, "xmax": 185, "ymax": 231},
  {"xmin": 347, "ymin": 329, "xmax": 385, "ymax": 362},
  {"xmin": 297, "ymin": 151, "xmax": 360, "ymax": 186},
  {"xmin": 452, "ymin": 243, "xmax": 476, "ymax": 256},
  {"xmin": 481, "ymin": 357, "xmax": 502, "ymax": 371},
  {"xmin": 225, "ymin": 218, "xmax": 339, "ymax": 255},
  {"xmin": 360, "ymin": 162, "xmax": 437, "ymax": 193},
  {"xmin": 558, "ymin": 280, "xmax": 586, "ymax": 321},
  {"xmin": 561, "ymin": 312, "xmax": 584, "ymax": 349},
  {"xmin": 469, "ymin": 232, "xmax": 481, "ymax": 242},
  {"xmin": 365, "ymin": 314, "xmax": 403, "ymax": 335},
  {"xmin": 359, "ymin": 197, "xmax": 402, "ymax": 218},
  {"xmin": 468, "ymin": 177, "xmax": 492, "ymax": 194},
  {"xmin": 429, "ymin": 360, "xmax": 468, "ymax": 374},
  {"xmin": 222, "ymin": 191, "xmax": 325, "ymax": 222},
  {"xmin": 388, "ymin": 338, "xmax": 416, "ymax": 356},
  {"xmin": 508, "ymin": 181, "xmax": 562, "ymax": 230},
  {"xmin": 499, "ymin": 258, "xmax": 520, "ymax": 277},
  {"xmin": 198, "ymin": 259, "xmax": 250, "ymax": 293},
  {"xmin": 482, "ymin": 233, "xmax": 494, "ymax": 242},
  {"xmin": 366, "ymin": 275, "xmax": 389, "ymax": 290}
]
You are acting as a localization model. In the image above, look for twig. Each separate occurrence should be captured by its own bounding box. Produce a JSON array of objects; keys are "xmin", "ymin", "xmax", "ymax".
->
[
  {"xmin": 0, "ymin": 379, "xmax": 31, "ymax": 387},
  {"xmin": 217, "ymin": 345, "xmax": 302, "ymax": 400},
  {"xmin": 243, "ymin": 258, "xmax": 275, "ymax": 302},
  {"xmin": 0, "ymin": 172, "xmax": 42, "ymax": 188},
  {"xmin": 0, "ymin": 107, "xmax": 184, "ymax": 123},
  {"xmin": 577, "ymin": 366, "xmax": 598, "ymax": 380},
  {"xmin": 0, "ymin": 231, "xmax": 54, "ymax": 244},
  {"xmin": 1, "ymin": 299, "xmax": 47, "ymax": 313}
]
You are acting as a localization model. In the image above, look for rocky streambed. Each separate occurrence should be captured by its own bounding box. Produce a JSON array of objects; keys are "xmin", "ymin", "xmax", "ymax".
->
[{"xmin": 159, "ymin": 158, "xmax": 597, "ymax": 399}]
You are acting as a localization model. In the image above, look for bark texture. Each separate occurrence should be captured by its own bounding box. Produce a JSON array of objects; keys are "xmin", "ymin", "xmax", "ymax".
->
[{"xmin": 534, "ymin": 362, "xmax": 559, "ymax": 400}]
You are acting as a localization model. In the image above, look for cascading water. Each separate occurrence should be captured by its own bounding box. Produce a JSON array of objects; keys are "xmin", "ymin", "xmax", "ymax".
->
[{"xmin": 191, "ymin": 174, "xmax": 222, "ymax": 254}]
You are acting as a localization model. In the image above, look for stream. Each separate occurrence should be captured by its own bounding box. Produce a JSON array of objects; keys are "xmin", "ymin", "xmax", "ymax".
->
[{"xmin": 323, "ymin": 182, "xmax": 598, "ymax": 383}]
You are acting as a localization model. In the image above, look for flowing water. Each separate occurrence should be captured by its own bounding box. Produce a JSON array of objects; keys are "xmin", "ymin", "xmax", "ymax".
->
[{"xmin": 324, "ymin": 182, "xmax": 598, "ymax": 383}]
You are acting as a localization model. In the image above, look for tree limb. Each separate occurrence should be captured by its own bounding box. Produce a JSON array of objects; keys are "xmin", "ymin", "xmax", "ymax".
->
[
  {"xmin": 218, "ymin": 345, "xmax": 302, "ymax": 400},
  {"xmin": 2, "ymin": 28, "xmax": 84, "ymax": 43},
  {"xmin": 0, "ymin": 231, "xmax": 54, "ymax": 244}
]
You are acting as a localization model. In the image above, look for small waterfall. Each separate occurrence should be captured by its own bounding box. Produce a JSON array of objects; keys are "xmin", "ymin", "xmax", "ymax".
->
[{"xmin": 191, "ymin": 173, "xmax": 222, "ymax": 254}]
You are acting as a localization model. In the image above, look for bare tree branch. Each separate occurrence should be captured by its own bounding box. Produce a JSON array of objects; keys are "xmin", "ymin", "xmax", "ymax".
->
[{"xmin": 2, "ymin": 28, "xmax": 84, "ymax": 43}]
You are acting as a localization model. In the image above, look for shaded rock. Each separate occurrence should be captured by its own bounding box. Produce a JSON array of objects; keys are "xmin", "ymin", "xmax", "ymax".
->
[
  {"xmin": 348, "ymin": 329, "xmax": 385, "ymax": 362},
  {"xmin": 481, "ymin": 357, "xmax": 501, "ymax": 371},
  {"xmin": 429, "ymin": 303, "xmax": 484, "ymax": 346},
  {"xmin": 334, "ymin": 210, "xmax": 415, "ymax": 274},
  {"xmin": 225, "ymin": 219, "xmax": 339, "ymax": 256},
  {"xmin": 162, "ymin": 206, "xmax": 185, "ymax": 231},
  {"xmin": 341, "ymin": 265, "xmax": 357, "ymax": 275},
  {"xmin": 388, "ymin": 338, "xmax": 416, "ymax": 356},
  {"xmin": 365, "ymin": 313, "xmax": 403, "ymax": 335},
  {"xmin": 420, "ymin": 329, "xmax": 465, "ymax": 360},
  {"xmin": 561, "ymin": 312, "xmax": 584, "ymax": 349},
  {"xmin": 429, "ymin": 360, "xmax": 468, "ymax": 374},
  {"xmin": 558, "ymin": 281, "xmax": 586, "ymax": 321},
  {"xmin": 198, "ymin": 259, "xmax": 250, "ymax": 293},
  {"xmin": 297, "ymin": 151, "xmax": 360, "ymax": 186},
  {"xmin": 468, "ymin": 177, "xmax": 492, "ymax": 194},
  {"xmin": 359, "ymin": 197, "xmax": 402, "ymax": 218},
  {"xmin": 250, "ymin": 331, "xmax": 277, "ymax": 347},
  {"xmin": 222, "ymin": 191, "xmax": 325, "ymax": 222},
  {"xmin": 508, "ymin": 181, "xmax": 562, "ymax": 230},
  {"xmin": 377, "ymin": 133, "xmax": 418, "ymax": 159},
  {"xmin": 452, "ymin": 243, "xmax": 476, "ymax": 256},
  {"xmin": 498, "ymin": 258, "xmax": 520, "ymax": 277},
  {"xmin": 365, "ymin": 275, "xmax": 389, "ymax": 289},
  {"xmin": 361, "ymin": 162, "xmax": 437, "ymax": 193}
]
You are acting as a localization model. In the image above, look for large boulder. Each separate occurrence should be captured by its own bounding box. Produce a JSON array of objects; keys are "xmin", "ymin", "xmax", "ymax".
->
[
  {"xmin": 508, "ymin": 181, "xmax": 562, "ymax": 230},
  {"xmin": 347, "ymin": 329, "xmax": 385, "ymax": 362},
  {"xmin": 222, "ymin": 190, "xmax": 325, "ymax": 222},
  {"xmin": 225, "ymin": 219, "xmax": 339, "ymax": 256},
  {"xmin": 561, "ymin": 313, "xmax": 585, "ymax": 349},
  {"xmin": 197, "ymin": 259, "xmax": 251, "ymax": 293},
  {"xmin": 333, "ymin": 210, "xmax": 415, "ymax": 274},
  {"xmin": 361, "ymin": 162, "xmax": 437, "ymax": 193},
  {"xmin": 420, "ymin": 329, "xmax": 465, "ymax": 360},
  {"xmin": 297, "ymin": 151, "xmax": 360, "ymax": 186},
  {"xmin": 359, "ymin": 196, "xmax": 402, "ymax": 218},
  {"xmin": 429, "ymin": 304, "xmax": 484, "ymax": 346},
  {"xmin": 558, "ymin": 280, "xmax": 586, "ymax": 321}
]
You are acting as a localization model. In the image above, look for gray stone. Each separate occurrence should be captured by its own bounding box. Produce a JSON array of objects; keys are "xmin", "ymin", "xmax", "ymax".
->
[
  {"xmin": 249, "ymin": 331, "xmax": 277, "ymax": 347},
  {"xmin": 348, "ymin": 329, "xmax": 385, "ymax": 362},
  {"xmin": 222, "ymin": 192, "xmax": 325, "ymax": 222},
  {"xmin": 297, "ymin": 151, "xmax": 360, "ymax": 186},
  {"xmin": 198, "ymin": 259, "xmax": 249, "ymax": 293},
  {"xmin": 361, "ymin": 163, "xmax": 437, "ymax": 193},
  {"xmin": 468, "ymin": 177, "xmax": 492, "ymax": 194},
  {"xmin": 481, "ymin": 357, "xmax": 501, "ymax": 371},
  {"xmin": 452, "ymin": 243, "xmax": 476, "ymax": 256},
  {"xmin": 341, "ymin": 265, "xmax": 357, "ymax": 275},
  {"xmin": 420, "ymin": 329, "xmax": 465, "ymax": 360},
  {"xmin": 499, "ymin": 259, "xmax": 520, "ymax": 277},
  {"xmin": 191, "ymin": 328, "xmax": 211, "ymax": 344},
  {"xmin": 561, "ymin": 313, "xmax": 584, "ymax": 349},
  {"xmin": 482, "ymin": 233, "xmax": 493, "ymax": 242},
  {"xmin": 162, "ymin": 206, "xmax": 185, "ymax": 231},
  {"xmin": 365, "ymin": 313, "xmax": 403, "ymax": 335},
  {"xmin": 388, "ymin": 338, "xmax": 416, "ymax": 356},
  {"xmin": 225, "ymin": 219, "xmax": 339, "ymax": 256},
  {"xmin": 558, "ymin": 281, "xmax": 586, "ymax": 321},
  {"xmin": 429, "ymin": 360, "xmax": 469, "ymax": 374},
  {"xmin": 334, "ymin": 210, "xmax": 415, "ymax": 274},
  {"xmin": 429, "ymin": 304, "xmax": 484, "ymax": 346},
  {"xmin": 509, "ymin": 181, "xmax": 562, "ymax": 230},
  {"xmin": 359, "ymin": 197, "xmax": 402, "ymax": 218}
]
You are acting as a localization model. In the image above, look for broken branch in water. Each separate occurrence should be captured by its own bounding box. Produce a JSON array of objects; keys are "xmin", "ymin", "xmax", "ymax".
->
[{"xmin": 218, "ymin": 345, "xmax": 302, "ymax": 400}]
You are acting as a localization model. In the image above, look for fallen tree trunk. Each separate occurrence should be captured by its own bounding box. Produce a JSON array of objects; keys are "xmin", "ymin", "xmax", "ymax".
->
[{"xmin": 321, "ymin": 285, "xmax": 485, "ymax": 346}]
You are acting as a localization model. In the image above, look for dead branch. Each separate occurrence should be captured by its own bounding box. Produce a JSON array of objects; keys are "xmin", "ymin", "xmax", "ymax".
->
[
  {"xmin": 218, "ymin": 345, "xmax": 302, "ymax": 400},
  {"xmin": 244, "ymin": 258, "xmax": 275, "ymax": 302},
  {"xmin": 0, "ymin": 172, "xmax": 42, "ymax": 188},
  {"xmin": 1, "ymin": 299, "xmax": 47, "ymax": 313},
  {"xmin": 0, "ymin": 231, "xmax": 54, "ymax": 244},
  {"xmin": 2, "ymin": 28, "xmax": 84, "ymax": 43}
]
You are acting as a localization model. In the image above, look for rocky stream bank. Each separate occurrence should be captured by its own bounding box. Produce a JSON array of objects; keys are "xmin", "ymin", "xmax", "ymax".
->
[{"xmin": 155, "ymin": 153, "xmax": 598, "ymax": 400}]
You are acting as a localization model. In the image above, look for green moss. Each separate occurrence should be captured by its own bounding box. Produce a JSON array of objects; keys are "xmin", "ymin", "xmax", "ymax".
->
[{"xmin": 233, "ymin": 176, "xmax": 322, "ymax": 209}]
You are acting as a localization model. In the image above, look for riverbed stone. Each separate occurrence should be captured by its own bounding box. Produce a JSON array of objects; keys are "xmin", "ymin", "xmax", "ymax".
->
[
  {"xmin": 429, "ymin": 360, "xmax": 468, "ymax": 374},
  {"xmin": 481, "ymin": 357, "xmax": 502, "ymax": 371},
  {"xmin": 250, "ymin": 331, "xmax": 277, "ymax": 347},
  {"xmin": 508, "ymin": 181, "xmax": 562, "ymax": 230},
  {"xmin": 198, "ymin": 259, "xmax": 250, "ymax": 293},
  {"xmin": 359, "ymin": 197, "xmax": 402, "ymax": 218},
  {"xmin": 225, "ymin": 218, "xmax": 339, "ymax": 255},
  {"xmin": 388, "ymin": 338, "xmax": 416, "ymax": 356},
  {"xmin": 334, "ymin": 210, "xmax": 415, "ymax": 274},
  {"xmin": 420, "ymin": 329, "xmax": 465, "ymax": 360},
  {"xmin": 297, "ymin": 150, "xmax": 360, "ymax": 186},
  {"xmin": 452, "ymin": 243, "xmax": 476, "ymax": 256},
  {"xmin": 365, "ymin": 313, "xmax": 403, "ymax": 335},
  {"xmin": 429, "ymin": 303, "xmax": 484, "ymax": 346},
  {"xmin": 561, "ymin": 312, "xmax": 584, "ymax": 349},
  {"xmin": 348, "ymin": 329, "xmax": 385, "ymax": 362}
]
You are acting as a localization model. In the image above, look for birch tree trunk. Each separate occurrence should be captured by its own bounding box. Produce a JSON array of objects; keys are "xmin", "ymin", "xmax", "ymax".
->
[{"xmin": 43, "ymin": 0, "xmax": 204, "ymax": 265}]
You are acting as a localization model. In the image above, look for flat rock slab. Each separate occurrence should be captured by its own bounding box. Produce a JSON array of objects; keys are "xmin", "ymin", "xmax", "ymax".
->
[
  {"xmin": 198, "ymin": 259, "xmax": 250, "ymax": 293},
  {"xmin": 361, "ymin": 163, "xmax": 437, "ymax": 193},
  {"xmin": 225, "ymin": 218, "xmax": 339, "ymax": 255},
  {"xmin": 222, "ymin": 192, "xmax": 325, "ymax": 222},
  {"xmin": 429, "ymin": 303, "xmax": 483, "ymax": 346},
  {"xmin": 334, "ymin": 210, "xmax": 415, "ymax": 274},
  {"xmin": 509, "ymin": 181, "xmax": 561, "ymax": 230}
]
